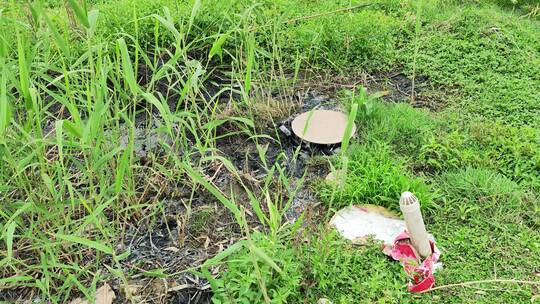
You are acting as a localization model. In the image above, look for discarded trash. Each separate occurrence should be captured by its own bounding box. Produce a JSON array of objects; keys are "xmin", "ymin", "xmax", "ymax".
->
[
  {"xmin": 399, "ymin": 191, "xmax": 431, "ymax": 258},
  {"xmin": 330, "ymin": 205, "xmax": 406, "ymax": 245},
  {"xmin": 330, "ymin": 192, "xmax": 441, "ymax": 293},
  {"xmin": 279, "ymin": 125, "xmax": 292, "ymax": 137},
  {"xmin": 384, "ymin": 231, "xmax": 441, "ymax": 293},
  {"xmin": 291, "ymin": 110, "xmax": 357, "ymax": 145}
]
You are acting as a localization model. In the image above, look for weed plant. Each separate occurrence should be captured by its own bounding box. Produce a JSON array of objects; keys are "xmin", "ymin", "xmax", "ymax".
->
[
  {"xmin": 1, "ymin": 0, "xmax": 540, "ymax": 303},
  {"xmin": 319, "ymin": 142, "xmax": 433, "ymax": 211}
]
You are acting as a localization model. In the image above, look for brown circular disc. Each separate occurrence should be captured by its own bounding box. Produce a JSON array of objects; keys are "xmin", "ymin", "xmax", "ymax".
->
[{"xmin": 291, "ymin": 110, "xmax": 356, "ymax": 145}]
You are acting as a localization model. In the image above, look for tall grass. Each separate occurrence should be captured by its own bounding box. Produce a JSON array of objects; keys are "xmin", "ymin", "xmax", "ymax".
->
[{"xmin": 0, "ymin": 0, "xmax": 299, "ymax": 301}]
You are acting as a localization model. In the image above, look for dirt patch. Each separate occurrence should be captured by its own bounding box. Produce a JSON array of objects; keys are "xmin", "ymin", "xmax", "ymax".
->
[
  {"xmin": 89, "ymin": 90, "xmax": 336, "ymax": 303},
  {"xmin": 294, "ymin": 70, "xmax": 449, "ymax": 111}
]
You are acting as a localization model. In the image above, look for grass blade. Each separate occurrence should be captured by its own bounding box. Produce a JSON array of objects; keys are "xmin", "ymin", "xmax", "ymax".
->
[
  {"xmin": 5, "ymin": 221, "xmax": 16, "ymax": 260},
  {"xmin": 188, "ymin": 0, "xmax": 202, "ymax": 34},
  {"xmin": 153, "ymin": 8, "xmax": 182, "ymax": 43},
  {"xmin": 201, "ymin": 240, "xmax": 246, "ymax": 269},
  {"xmin": 182, "ymin": 162, "xmax": 241, "ymax": 222},
  {"xmin": 249, "ymin": 244, "xmax": 283, "ymax": 275},
  {"xmin": 16, "ymin": 33, "xmax": 31, "ymax": 109},
  {"xmin": 115, "ymin": 143, "xmax": 132, "ymax": 194},
  {"xmin": 341, "ymin": 102, "xmax": 358, "ymax": 153},
  {"xmin": 244, "ymin": 35, "xmax": 255, "ymax": 95},
  {"xmin": 0, "ymin": 66, "xmax": 11, "ymax": 138},
  {"xmin": 117, "ymin": 38, "xmax": 139, "ymax": 95},
  {"xmin": 37, "ymin": 2, "xmax": 70, "ymax": 56},
  {"xmin": 67, "ymin": 0, "xmax": 90, "ymax": 28},
  {"xmin": 56, "ymin": 234, "xmax": 113, "ymax": 255}
]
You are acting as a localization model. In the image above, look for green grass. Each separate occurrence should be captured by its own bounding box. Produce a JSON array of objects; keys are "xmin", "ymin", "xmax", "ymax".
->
[
  {"xmin": 400, "ymin": 5, "xmax": 540, "ymax": 126},
  {"xmin": 425, "ymin": 168, "xmax": 540, "ymax": 303},
  {"xmin": 319, "ymin": 142, "xmax": 433, "ymax": 211},
  {"xmin": 1, "ymin": 0, "xmax": 540, "ymax": 303}
]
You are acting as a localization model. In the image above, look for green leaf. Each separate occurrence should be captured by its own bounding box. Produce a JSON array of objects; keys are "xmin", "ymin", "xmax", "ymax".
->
[
  {"xmin": 245, "ymin": 189, "xmax": 268, "ymax": 227},
  {"xmin": 117, "ymin": 38, "xmax": 138, "ymax": 95},
  {"xmin": 341, "ymin": 102, "xmax": 358, "ymax": 153},
  {"xmin": 200, "ymin": 240, "xmax": 245, "ymax": 268},
  {"xmin": 143, "ymin": 268, "xmax": 168, "ymax": 278},
  {"xmin": 0, "ymin": 66, "xmax": 11, "ymax": 137},
  {"xmin": 153, "ymin": 8, "xmax": 182, "ymax": 43},
  {"xmin": 67, "ymin": 0, "xmax": 90, "ymax": 28},
  {"xmin": 63, "ymin": 120, "xmax": 82, "ymax": 139},
  {"xmin": 0, "ymin": 35, "xmax": 7, "ymax": 59},
  {"xmin": 56, "ymin": 234, "xmax": 113, "ymax": 255},
  {"xmin": 0, "ymin": 275, "xmax": 33, "ymax": 285},
  {"xmin": 28, "ymin": 2, "xmax": 41, "ymax": 26},
  {"xmin": 115, "ymin": 144, "xmax": 132, "ymax": 194},
  {"xmin": 182, "ymin": 163, "xmax": 242, "ymax": 222},
  {"xmin": 188, "ymin": 0, "xmax": 202, "ymax": 32},
  {"xmin": 141, "ymin": 92, "xmax": 173, "ymax": 137},
  {"xmin": 55, "ymin": 120, "xmax": 64, "ymax": 165},
  {"xmin": 5, "ymin": 221, "xmax": 16, "ymax": 260},
  {"xmin": 249, "ymin": 244, "xmax": 283, "ymax": 275},
  {"xmin": 209, "ymin": 33, "xmax": 229, "ymax": 61},
  {"xmin": 87, "ymin": 9, "xmax": 100, "ymax": 37},
  {"xmin": 244, "ymin": 36, "xmax": 255, "ymax": 95},
  {"xmin": 38, "ymin": 2, "xmax": 70, "ymax": 56},
  {"xmin": 114, "ymin": 249, "xmax": 131, "ymax": 262},
  {"xmin": 16, "ymin": 33, "xmax": 31, "ymax": 109}
]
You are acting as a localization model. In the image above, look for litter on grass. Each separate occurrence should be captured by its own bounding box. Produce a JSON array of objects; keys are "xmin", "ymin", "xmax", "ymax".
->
[
  {"xmin": 330, "ymin": 193, "xmax": 442, "ymax": 293},
  {"xmin": 291, "ymin": 110, "xmax": 356, "ymax": 144},
  {"xmin": 330, "ymin": 204, "xmax": 406, "ymax": 245},
  {"xmin": 384, "ymin": 231, "xmax": 441, "ymax": 293},
  {"xmin": 399, "ymin": 191, "xmax": 432, "ymax": 258}
]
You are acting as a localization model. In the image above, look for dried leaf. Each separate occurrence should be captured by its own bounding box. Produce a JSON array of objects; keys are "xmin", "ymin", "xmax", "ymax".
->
[
  {"xmin": 121, "ymin": 283, "xmax": 141, "ymax": 302},
  {"xmin": 164, "ymin": 246, "xmax": 180, "ymax": 253},
  {"xmin": 70, "ymin": 284, "xmax": 115, "ymax": 304},
  {"xmin": 168, "ymin": 283, "xmax": 190, "ymax": 292},
  {"xmin": 95, "ymin": 284, "xmax": 116, "ymax": 304}
]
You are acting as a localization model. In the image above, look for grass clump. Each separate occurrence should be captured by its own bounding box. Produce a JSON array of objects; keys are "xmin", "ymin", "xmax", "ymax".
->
[
  {"xmin": 210, "ymin": 232, "xmax": 302, "ymax": 303},
  {"xmin": 319, "ymin": 143, "xmax": 432, "ymax": 211},
  {"xmin": 437, "ymin": 167, "xmax": 528, "ymax": 223},
  {"xmin": 424, "ymin": 168, "xmax": 540, "ymax": 303},
  {"xmin": 400, "ymin": 6, "xmax": 540, "ymax": 126},
  {"xmin": 418, "ymin": 120, "xmax": 540, "ymax": 189},
  {"xmin": 294, "ymin": 231, "xmax": 406, "ymax": 304},
  {"xmin": 347, "ymin": 90, "xmax": 438, "ymax": 157},
  {"xmin": 211, "ymin": 230, "xmax": 408, "ymax": 304},
  {"xmin": 283, "ymin": 7, "xmax": 402, "ymax": 71}
]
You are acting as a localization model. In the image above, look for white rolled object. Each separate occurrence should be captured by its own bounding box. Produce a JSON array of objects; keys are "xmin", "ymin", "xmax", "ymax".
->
[{"xmin": 399, "ymin": 192, "xmax": 432, "ymax": 258}]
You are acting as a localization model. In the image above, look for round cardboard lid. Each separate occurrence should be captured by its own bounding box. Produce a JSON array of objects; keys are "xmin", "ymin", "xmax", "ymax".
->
[{"xmin": 291, "ymin": 110, "xmax": 356, "ymax": 145}]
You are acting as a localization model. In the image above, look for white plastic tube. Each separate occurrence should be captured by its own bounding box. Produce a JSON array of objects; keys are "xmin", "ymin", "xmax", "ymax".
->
[{"xmin": 399, "ymin": 192, "xmax": 431, "ymax": 258}]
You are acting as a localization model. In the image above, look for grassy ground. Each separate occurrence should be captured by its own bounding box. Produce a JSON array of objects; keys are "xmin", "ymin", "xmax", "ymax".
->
[{"xmin": 1, "ymin": 0, "xmax": 539, "ymax": 303}]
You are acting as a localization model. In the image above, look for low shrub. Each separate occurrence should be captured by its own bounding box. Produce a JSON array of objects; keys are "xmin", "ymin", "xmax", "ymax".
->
[
  {"xmin": 399, "ymin": 6, "xmax": 540, "ymax": 127},
  {"xmin": 418, "ymin": 121, "xmax": 540, "ymax": 190},
  {"xmin": 293, "ymin": 231, "xmax": 406, "ymax": 303},
  {"xmin": 210, "ymin": 232, "xmax": 302, "ymax": 303},
  {"xmin": 319, "ymin": 143, "xmax": 433, "ymax": 211},
  {"xmin": 349, "ymin": 94, "xmax": 438, "ymax": 157}
]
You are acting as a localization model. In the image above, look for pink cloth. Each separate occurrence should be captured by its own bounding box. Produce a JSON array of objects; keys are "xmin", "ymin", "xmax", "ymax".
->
[{"xmin": 383, "ymin": 231, "xmax": 440, "ymax": 293}]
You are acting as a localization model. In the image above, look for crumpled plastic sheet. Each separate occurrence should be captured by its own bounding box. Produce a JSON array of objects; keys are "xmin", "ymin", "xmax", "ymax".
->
[
  {"xmin": 330, "ymin": 205, "xmax": 442, "ymax": 293},
  {"xmin": 383, "ymin": 231, "xmax": 441, "ymax": 292}
]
